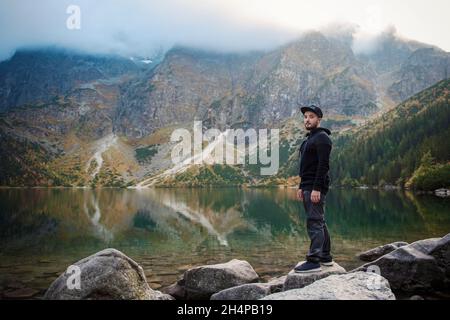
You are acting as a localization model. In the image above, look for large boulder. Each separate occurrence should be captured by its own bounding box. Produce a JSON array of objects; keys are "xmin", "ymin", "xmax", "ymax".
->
[
  {"xmin": 183, "ymin": 259, "xmax": 259, "ymax": 299},
  {"xmin": 44, "ymin": 248, "xmax": 173, "ymax": 300},
  {"xmin": 261, "ymin": 272, "xmax": 396, "ymax": 300},
  {"xmin": 211, "ymin": 283, "xmax": 271, "ymax": 300},
  {"xmin": 354, "ymin": 233, "xmax": 450, "ymax": 294},
  {"xmin": 283, "ymin": 261, "xmax": 346, "ymax": 291},
  {"xmin": 357, "ymin": 242, "xmax": 409, "ymax": 262}
]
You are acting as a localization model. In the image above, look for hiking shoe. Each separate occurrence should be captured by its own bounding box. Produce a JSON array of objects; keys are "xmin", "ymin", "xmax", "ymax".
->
[
  {"xmin": 319, "ymin": 258, "xmax": 334, "ymax": 266},
  {"xmin": 294, "ymin": 261, "xmax": 322, "ymax": 273}
]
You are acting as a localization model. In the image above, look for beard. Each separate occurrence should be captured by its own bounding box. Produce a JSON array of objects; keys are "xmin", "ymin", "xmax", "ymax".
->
[{"xmin": 305, "ymin": 122, "xmax": 318, "ymax": 130}]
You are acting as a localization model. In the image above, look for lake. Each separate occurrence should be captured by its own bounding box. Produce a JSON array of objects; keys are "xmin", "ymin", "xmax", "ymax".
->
[{"xmin": 0, "ymin": 187, "xmax": 449, "ymax": 299}]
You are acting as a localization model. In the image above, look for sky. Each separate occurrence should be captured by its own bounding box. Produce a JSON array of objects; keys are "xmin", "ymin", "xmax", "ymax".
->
[{"xmin": 0, "ymin": 0, "xmax": 449, "ymax": 61}]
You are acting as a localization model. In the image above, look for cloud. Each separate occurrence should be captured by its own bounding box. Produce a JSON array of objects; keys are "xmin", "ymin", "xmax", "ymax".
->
[
  {"xmin": 351, "ymin": 25, "xmax": 397, "ymax": 55},
  {"xmin": 0, "ymin": 0, "xmax": 300, "ymax": 60},
  {"xmin": 0, "ymin": 0, "xmax": 448, "ymax": 61}
]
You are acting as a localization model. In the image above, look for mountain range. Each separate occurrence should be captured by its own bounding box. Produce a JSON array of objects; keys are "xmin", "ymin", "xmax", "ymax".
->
[{"xmin": 0, "ymin": 29, "xmax": 448, "ymax": 188}]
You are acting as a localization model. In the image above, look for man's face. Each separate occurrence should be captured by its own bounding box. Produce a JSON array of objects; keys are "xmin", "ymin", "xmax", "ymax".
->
[{"xmin": 303, "ymin": 111, "xmax": 320, "ymax": 130}]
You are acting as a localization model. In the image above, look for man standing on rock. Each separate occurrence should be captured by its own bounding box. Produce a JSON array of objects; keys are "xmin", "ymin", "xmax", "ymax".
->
[{"xmin": 296, "ymin": 105, "xmax": 333, "ymax": 273}]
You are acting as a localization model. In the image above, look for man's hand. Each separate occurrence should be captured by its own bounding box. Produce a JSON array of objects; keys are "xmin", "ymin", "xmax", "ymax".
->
[
  {"xmin": 297, "ymin": 189, "xmax": 304, "ymax": 202},
  {"xmin": 311, "ymin": 190, "xmax": 321, "ymax": 203}
]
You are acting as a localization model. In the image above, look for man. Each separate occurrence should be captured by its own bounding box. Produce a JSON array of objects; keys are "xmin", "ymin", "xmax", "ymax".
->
[{"xmin": 295, "ymin": 105, "xmax": 333, "ymax": 273}]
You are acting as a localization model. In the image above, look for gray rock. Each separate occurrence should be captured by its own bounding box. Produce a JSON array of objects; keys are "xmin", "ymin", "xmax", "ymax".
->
[
  {"xmin": 211, "ymin": 283, "xmax": 271, "ymax": 300},
  {"xmin": 283, "ymin": 261, "xmax": 346, "ymax": 291},
  {"xmin": 409, "ymin": 295, "xmax": 424, "ymax": 300},
  {"xmin": 434, "ymin": 188, "xmax": 450, "ymax": 198},
  {"xmin": 358, "ymin": 242, "xmax": 409, "ymax": 262},
  {"xmin": 183, "ymin": 259, "xmax": 259, "ymax": 299},
  {"xmin": 266, "ymin": 275, "xmax": 287, "ymax": 293},
  {"xmin": 210, "ymin": 274, "xmax": 288, "ymax": 300},
  {"xmin": 354, "ymin": 234, "xmax": 450, "ymax": 294},
  {"xmin": 151, "ymin": 290, "xmax": 174, "ymax": 300},
  {"xmin": 262, "ymin": 272, "xmax": 396, "ymax": 300},
  {"xmin": 44, "ymin": 248, "xmax": 173, "ymax": 300},
  {"xmin": 429, "ymin": 233, "xmax": 450, "ymax": 272},
  {"xmin": 164, "ymin": 278, "xmax": 186, "ymax": 300}
]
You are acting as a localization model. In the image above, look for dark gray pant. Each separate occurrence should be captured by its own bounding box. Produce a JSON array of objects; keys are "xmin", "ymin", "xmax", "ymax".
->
[{"xmin": 302, "ymin": 190, "xmax": 332, "ymax": 263}]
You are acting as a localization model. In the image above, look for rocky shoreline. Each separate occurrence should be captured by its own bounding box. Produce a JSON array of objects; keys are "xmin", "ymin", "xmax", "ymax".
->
[{"xmin": 40, "ymin": 233, "xmax": 450, "ymax": 300}]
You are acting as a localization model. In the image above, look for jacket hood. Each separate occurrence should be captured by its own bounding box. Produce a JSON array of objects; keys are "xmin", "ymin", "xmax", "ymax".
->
[{"xmin": 306, "ymin": 127, "xmax": 331, "ymax": 137}]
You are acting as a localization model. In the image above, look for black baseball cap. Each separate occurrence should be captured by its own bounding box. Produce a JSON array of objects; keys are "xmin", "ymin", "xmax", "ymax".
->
[{"xmin": 301, "ymin": 105, "xmax": 323, "ymax": 118}]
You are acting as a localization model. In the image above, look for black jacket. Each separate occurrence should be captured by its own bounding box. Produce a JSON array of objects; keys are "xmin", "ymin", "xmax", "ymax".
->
[{"xmin": 298, "ymin": 127, "xmax": 332, "ymax": 193}]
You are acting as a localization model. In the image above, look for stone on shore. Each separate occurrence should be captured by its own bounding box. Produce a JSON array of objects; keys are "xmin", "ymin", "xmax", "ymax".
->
[
  {"xmin": 211, "ymin": 283, "xmax": 271, "ymax": 300},
  {"xmin": 435, "ymin": 188, "xmax": 450, "ymax": 198},
  {"xmin": 182, "ymin": 259, "xmax": 259, "ymax": 299},
  {"xmin": 283, "ymin": 261, "xmax": 346, "ymax": 291},
  {"xmin": 266, "ymin": 275, "xmax": 287, "ymax": 293},
  {"xmin": 353, "ymin": 233, "xmax": 450, "ymax": 294},
  {"xmin": 44, "ymin": 248, "xmax": 173, "ymax": 300},
  {"xmin": 358, "ymin": 242, "xmax": 409, "ymax": 262},
  {"xmin": 164, "ymin": 278, "xmax": 186, "ymax": 300},
  {"xmin": 262, "ymin": 272, "xmax": 395, "ymax": 300}
]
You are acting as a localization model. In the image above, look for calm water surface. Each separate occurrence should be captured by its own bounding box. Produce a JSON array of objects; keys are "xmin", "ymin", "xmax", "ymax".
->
[{"xmin": 0, "ymin": 188, "xmax": 449, "ymax": 298}]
